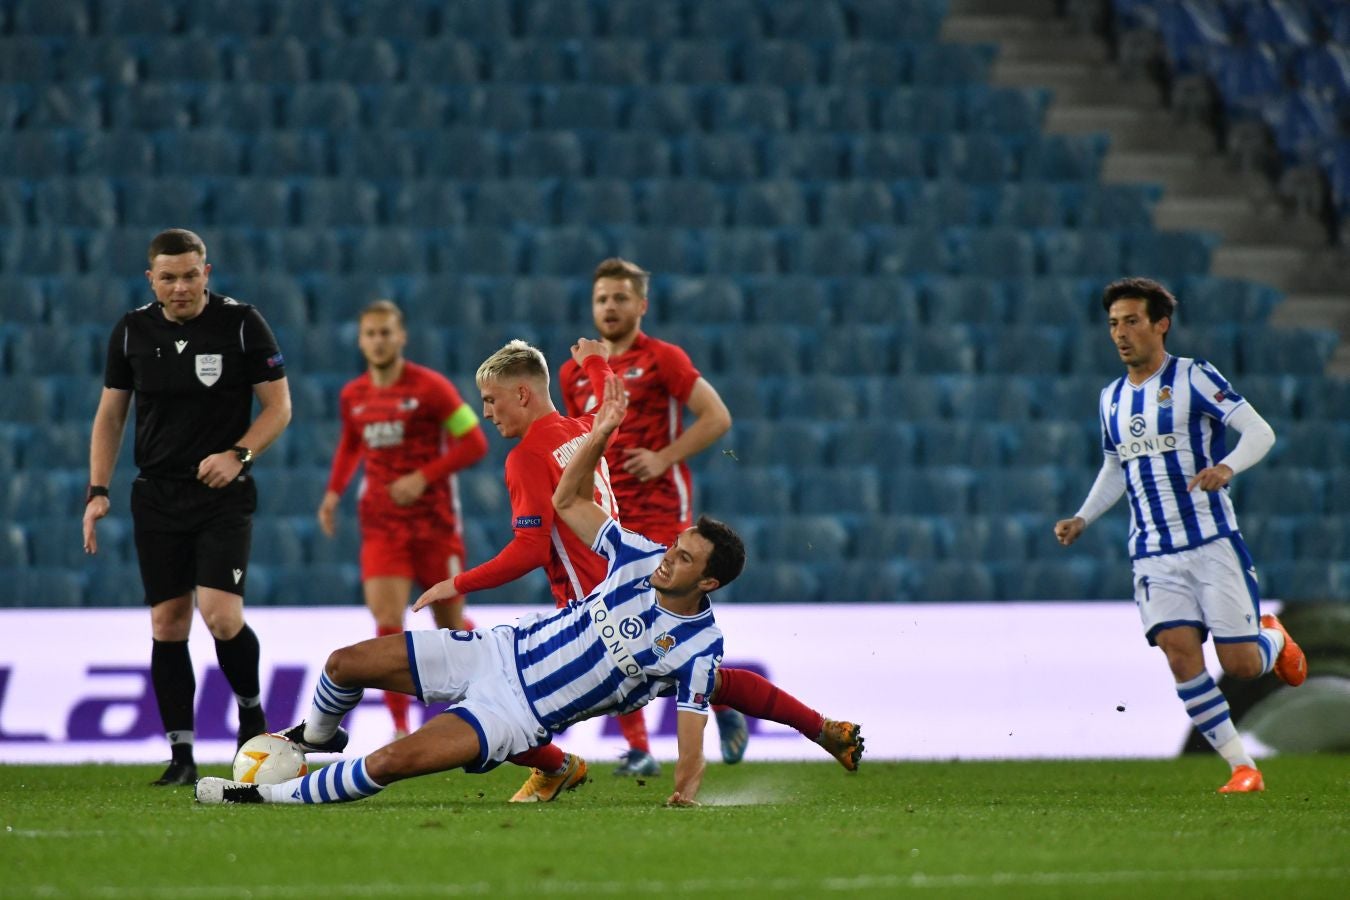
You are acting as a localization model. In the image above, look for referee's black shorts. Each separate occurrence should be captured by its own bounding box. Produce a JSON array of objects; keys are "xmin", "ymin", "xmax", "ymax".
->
[{"xmin": 130, "ymin": 475, "xmax": 258, "ymax": 605}]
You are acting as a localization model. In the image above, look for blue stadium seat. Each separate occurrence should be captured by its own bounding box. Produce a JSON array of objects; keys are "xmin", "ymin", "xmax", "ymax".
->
[
  {"xmin": 271, "ymin": 0, "xmax": 348, "ymax": 38},
  {"xmin": 817, "ymin": 561, "xmax": 914, "ymax": 602},
  {"xmin": 625, "ymin": 86, "xmax": 705, "ymax": 135},
  {"xmin": 907, "ymin": 181, "xmax": 979, "ymax": 228},
  {"xmin": 507, "ymin": 132, "xmax": 585, "ymax": 179},
  {"xmin": 208, "ymin": 178, "xmax": 291, "ymax": 228},
  {"xmin": 910, "ymin": 43, "xmax": 995, "ymax": 86},
  {"xmin": 908, "ymin": 560, "xmax": 997, "ymax": 602},
  {"xmin": 1125, "ymin": 229, "xmax": 1217, "ymax": 279},
  {"xmin": 0, "ymin": 375, "xmax": 54, "ymax": 423},
  {"xmin": 759, "ymin": 515, "xmax": 851, "ymax": 562},
  {"xmin": 852, "ymin": 514, "xmax": 948, "ymax": 561},
  {"xmin": 1293, "ymin": 515, "xmax": 1350, "ymax": 562},
  {"xmin": 249, "ymin": 131, "xmax": 330, "ymax": 177},
  {"xmin": 888, "ymin": 467, "xmax": 977, "ymax": 516},
  {"xmin": 961, "ymin": 514, "xmax": 1032, "ymax": 562},
  {"xmin": 183, "ymin": 0, "xmax": 264, "ymax": 35},
  {"xmin": 795, "ymin": 468, "xmax": 884, "ymax": 516},
  {"xmin": 521, "ymin": 0, "xmax": 594, "ymax": 36},
  {"xmin": 640, "ymin": 179, "xmax": 725, "ymax": 228},
  {"xmin": 902, "ymin": 324, "xmax": 980, "ymax": 374},
  {"xmin": 834, "ymin": 277, "xmax": 922, "ymax": 324},
  {"xmin": 829, "ymin": 41, "xmax": 906, "ymax": 86},
  {"xmin": 0, "ymin": 470, "xmax": 84, "ymax": 520},
  {"xmin": 742, "ymin": 275, "xmax": 830, "ymax": 326},
  {"xmin": 494, "ymin": 278, "xmax": 584, "ymax": 326},
  {"xmin": 1038, "ymin": 229, "xmax": 1125, "ymax": 277},
  {"xmin": 657, "ymin": 40, "xmax": 731, "ymax": 83},
  {"xmin": 590, "ymin": 133, "xmax": 674, "ymax": 179},
  {"xmin": 662, "ymin": 277, "xmax": 745, "ymax": 323},
  {"xmin": 1005, "ymin": 277, "xmax": 1096, "ymax": 325},
  {"xmin": 1022, "ymin": 134, "xmax": 1110, "ymax": 181},
  {"xmin": 269, "ymin": 565, "xmax": 362, "ymax": 606},
  {"xmin": 687, "ymin": 0, "xmax": 765, "ymax": 39},
  {"xmin": 69, "ymin": 131, "xmax": 152, "ymax": 178},
  {"xmin": 829, "ymin": 421, "xmax": 920, "ymax": 468},
  {"xmin": 469, "ymin": 176, "xmax": 551, "ymax": 227},
  {"xmin": 434, "ymin": 228, "xmax": 520, "ymax": 276},
  {"xmin": 526, "ymin": 226, "xmax": 610, "ymax": 276},
  {"xmin": 727, "ymin": 420, "xmax": 830, "ymax": 469},
  {"xmin": 1076, "ymin": 183, "xmax": 1162, "ymax": 228},
  {"xmin": 261, "ymin": 229, "xmax": 343, "ymax": 276},
  {"xmin": 710, "ymin": 86, "xmax": 791, "ymax": 133},
  {"xmin": 307, "ymin": 511, "xmax": 361, "ymax": 565},
  {"xmin": 406, "ymin": 39, "xmax": 481, "ymax": 84},
  {"xmin": 58, "ymin": 37, "xmax": 138, "ymax": 85},
  {"xmin": 30, "ymin": 514, "xmax": 126, "ymax": 568},
  {"xmin": 330, "ymin": 127, "xmax": 422, "ymax": 181},
  {"xmin": 613, "ymin": 227, "xmax": 698, "ymax": 275},
  {"xmin": 820, "ymin": 182, "xmax": 896, "ymax": 228},
  {"xmin": 155, "ymin": 130, "xmax": 244, "ymax": 177},
  {"xmin": 763, "ymin": 134, "xmax": 846, "ymax": 179},
  {"xmin": 24, "ymin": 422, "xmax": 92, "ymax": 471},
  {"xmin": 1237, "ymin": 327, "xmax": 1337, "ymax": 375},
  {"xmin": 845, "ymin": 0, "xmax": 946, "ymax": 39},
  {"xmin": 10, "ymin": 0, "xmax": 91, "ymax": 35},
  {"xmin": 721, "ymin": 561, "xmax": 821, "ymax": 603},
  {"xmin": 717, "ymin": 323, "xmax": 805, "ymax": 374},
  {"xmin": 683, "ymin": 134, "xmax": 760, "ymax": 180},
  {"xmin": 766, "ymin": 0, "xmax": 848, "ymax": 39},
  {"xmin": 0, "ymin": 37, "xmax": 58, "ymax": 83},
  {"xmin": 422, "ymin": 129, "xmax": 502, "ymax": 179},
  {"xmin": 60, "ymin": 276, "xmax": 141, "ymax": 324},
  {"xmin": 0, "ymin": 276, "xmax": 45, "ymax": 322},
  {"xmin": 1232, "ymin": 468, "xmax": 1325, "ymax": 516},
  {"xmin": 850, "ymin": 135, "xmax": 925, "ymax": 179},
  {"xmin": 384, "ymin": 180, "xmax": 467, "ymax": 230},
  {"xmin": 1234, "ymin": 374, "xmax": 1301, "ymax": 419},
  {"xmin": 0, "ymin": 524, "xmax": 28, "ymax": 567},
  {"xmin": 967, "ymin": 86, "xmax": 1050, "ymax": 133},
  {"xmin": 484, "ymin": 41, "xmax": 570, "ymax": 84},
  {"xmin": 8, "ymin": 324, "xmax": 102, "ymax": 376},
  {"xmin": 441, "ymin": 1, "xmax": 512, "ymax": 39},
  {"xmin": 1006, "ymin": 420, "xmax": 1095, "ymax": 469},
  {"xmin": 0, "ymin": 131, "xmax": 69, "ymax": 179},
  {"xmin": 993, "ymin": 183, "xmax": 1063, "ymax": 228},
  {"xmin": 930, "ymin": 134, "xmax": 1016, "ymax": 184},
  {"xmin": 295, "ymin": 179, "xmax": 379, "ymax": 228},
  {"xmin": 944, "ymin": 374, "xmax": 1040, "ymax": 421},
  {"xmin": 1177, "ymin": 276, "xmax": 1279, "ymax": 325},
  {"xmin": 0, "ymin": 567, "xmax": 84, "ymax": 608},
  {"xmin": 318, "ymin": 38, "xmax": 401, "ymax": 83},
  {"xmin": 699, "ymin": 467, "xmax": 793, "ymax": 516},
  {"xmin": 351, "ymin": 229, "xmax": 431, "ymax": 275},
  {"xmin": 452, "ymin": 84, "xmax": 534, "ymax": 131},
  {"xmin": 287, "ymin": 84, "xmax": 362, "ymax": 130},
  {"xmin": 915, "ymin": 421, "xmax": 1010, "ymax": 468},
  {"xmin": 141, "ymin": 37, "xmax": 225, "ymax": 81},
  {"xmin": 779, "ymin": 374, "xmax": 867, "ymax": 420},
  {"xmin": 972, "ymin": 466, "xmax": 1064, "ymax": 515},
  {"xmin": 197, "ymin": 84, "xmax": 279, "ymax": 132},
  {"xmin": 214, "ymin": 274, "xmax": 308, "ymax": 329},
  {"xmin": 983, "ymin": 326, "xmax": 1068, "ymax": 375},
  {"xmin": 108, "ymin": 84, "xmax": 194, "ymax": 131},
  {"xmin": 820, "ymin": 324, "xmax": 898, "ymax": 375},
  {"xmin": 575, "ymin": 40, "xmax": 650, "ymax": 84},
  {"xmin": 350, "ymin": 0, "xmax": 434, "ymax": 38},
  {"xmin": 731, "ymin": 180, "xmax": 807, "ymax": 227},
  {"xmin": 30, "ymin": 178, "xmax": 115, "ymax": 228},
  {"xmin": 794, "ymin": 86, "xmax": 873, "ymax": 132},
  {"xmin": 702, "ymin": 227, "xmax": 780, "ymax": 274},
  {"xmin": 559, "ymin": 180, "xmax": 637, "ymax": 225},
  {"xmin": 922, "ymin": 278, "xmax": 1007, "ymax": 325},
  {"xmin": 1242, "ymin": 514, "xmax": 1297, "ymax": 564},
  {"xmin": 231, "ymin": 36, "xmax": 311, "ymax": 81},
  {"xmin": 788, "ymin": 228, "xmax": 868, "ymax": 276},
  {"xmin": 1001, "ymin": 559, "xmax": 1101, "ymax": 600},
  {"xmin": 538, "ymin": 85, "xmax": 623, "ymax": 130},
  {"xmin": 608, "ymin": 0, "xmax": 681, "ymax": 39}
]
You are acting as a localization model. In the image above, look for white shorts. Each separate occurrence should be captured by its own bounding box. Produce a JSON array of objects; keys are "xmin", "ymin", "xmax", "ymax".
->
[
  {"xmin": 406, "ymin": 626, "xmax": 550, "ymax": 772},
  {"xmin": 1132, "ymin": 536, "xmax": 1262, "ymax": 646}
]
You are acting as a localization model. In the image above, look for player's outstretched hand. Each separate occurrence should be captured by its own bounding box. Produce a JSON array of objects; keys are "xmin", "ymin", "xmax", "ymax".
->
[
  {"xmin": 594, "ymin": 372, "xmax": 628, "ymax": 436},
  {"xmin": 664, "ymin": 791, "xmax": 700, "ymax": 808},
  {"xmin": 1187, "ymin": 463, "xmax": 1233, "ymax": 493},
  {"xmin": 413, "ymin": 578, "xmax": 460, "ymax": 612},
  {"xmin": 1053, "ymin": 516, "xmax": 1085, "ymax": 547},
  {"xmin": 316, "ymin": 490, "xmax": 340, "ymax": 538},
  {"xmin": 571, "ymin": 337, "xmax": 609, "ymax": 366},
  {"xmin": 82, "ymin": 496, "xmax": 110, "ymax": 554}
]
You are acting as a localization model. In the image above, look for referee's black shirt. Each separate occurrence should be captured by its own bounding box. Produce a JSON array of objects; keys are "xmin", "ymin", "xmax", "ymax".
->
[{"xmin": 103, "ymin": 292, "xmax": 287, "ymax": 479}]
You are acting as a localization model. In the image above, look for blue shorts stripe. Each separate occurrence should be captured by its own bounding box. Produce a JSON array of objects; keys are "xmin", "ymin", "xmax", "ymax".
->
[{"xmin": 406, "ymin": 631, "xmax": 425, "ymax": 703}]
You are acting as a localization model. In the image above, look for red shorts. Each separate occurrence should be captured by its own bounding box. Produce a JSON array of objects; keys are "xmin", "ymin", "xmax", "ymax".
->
[{"xmin": 360, "ymin": 528, "xmax": 465, "ymax": 590}]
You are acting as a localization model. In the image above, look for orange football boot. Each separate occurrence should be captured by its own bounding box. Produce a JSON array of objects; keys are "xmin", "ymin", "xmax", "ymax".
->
[
  {"xmin": 1218, "ymin": 765, "xmax": 1265, "ymax": 794},
  {"xmin": 509, "ymin": 753, "xmax": 588, "ymax": 803},
  {"xmin": 817, "ymin": 719, "xmax": 864, "ymax": 772},
  {"xmin": 1261, "ymin": 614, "xmax": 1307, "ymax": 687}
]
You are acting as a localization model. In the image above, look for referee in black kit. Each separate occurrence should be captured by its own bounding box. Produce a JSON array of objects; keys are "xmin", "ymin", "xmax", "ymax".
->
[{"xmin": 82, "ymin": 229, "xmax": 292, "ymax": 786}]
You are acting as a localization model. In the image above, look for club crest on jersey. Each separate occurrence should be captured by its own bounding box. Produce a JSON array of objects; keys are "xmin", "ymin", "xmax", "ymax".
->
[
  {"xmin": 1156, "ymin": 385, "xmax": 1173, "ymax": 408},
  {"xmin": 1214, "ymin": 390, "xmax": 1229, "ymax": 402},
  {"xmin": 399, "ymin": 397, "xmax": 419, "ymax": 411},
  {"xmin": 195, "ymin": 354, "xmax": 222, "ymax": 387},
  {"xmin": 653, "ymin": 633, "xmax": 676, "ymax": 657}
]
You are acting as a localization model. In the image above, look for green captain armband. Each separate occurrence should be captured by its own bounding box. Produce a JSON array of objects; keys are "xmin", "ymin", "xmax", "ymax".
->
[{"xmin": 444, "ymin": 404, "xmax": 479, "ymax": 437}]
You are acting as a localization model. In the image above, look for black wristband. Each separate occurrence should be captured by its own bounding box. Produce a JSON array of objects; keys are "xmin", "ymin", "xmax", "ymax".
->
[{"xmin": 86, "ymin": 485, "xmax": 110, "ymax": 504}]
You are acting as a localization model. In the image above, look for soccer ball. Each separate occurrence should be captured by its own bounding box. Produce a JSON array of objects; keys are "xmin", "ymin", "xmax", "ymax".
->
[{"xmin": 232, "ymin": 733, "xmax": 308, "ymax": 785}]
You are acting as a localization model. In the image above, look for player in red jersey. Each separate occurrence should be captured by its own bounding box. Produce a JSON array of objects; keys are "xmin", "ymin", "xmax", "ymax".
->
[
  {"xmin": 559, "ymin": 258, "xmax": 858, "ymax": 775},
  {"xmin": 318, "ymin": 300, "xmax": 488, "ymax": 738},
  {"xmin": 414, "ymin": 338, "xmax": 615, "ymax": 802}
]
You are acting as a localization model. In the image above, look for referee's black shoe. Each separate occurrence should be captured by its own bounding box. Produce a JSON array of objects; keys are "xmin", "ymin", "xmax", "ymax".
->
[
  {"xmin": 236, "ymin": 705, "xmax": 268, "ymax": 750},
  {"xmin": 151, "ymin": 760, "xmax": 198, "ymax": 786},
  {"xmin": 278, "ymin": 721, "xmax": 349, "ymax": 754}
]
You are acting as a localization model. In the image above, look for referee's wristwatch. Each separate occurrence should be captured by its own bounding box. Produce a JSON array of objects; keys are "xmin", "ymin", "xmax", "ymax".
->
[{"xmin": 231, "ymin": 445, "xmax": 254, "ymax": 474}]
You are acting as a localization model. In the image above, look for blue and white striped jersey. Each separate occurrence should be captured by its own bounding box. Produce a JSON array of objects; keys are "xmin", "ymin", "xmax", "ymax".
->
[
  {"xmin": 1097, "ymin": 355, "xmax": 1248, "ymax": 559},
  {"xmin": 510, "ymin": 518, "xmax": 724, "ymax": 733}
]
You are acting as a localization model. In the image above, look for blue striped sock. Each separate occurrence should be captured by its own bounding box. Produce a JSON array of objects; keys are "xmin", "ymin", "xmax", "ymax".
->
[
  {"xmin": 1176, "ymin": 671, "xmax": 1252, "ymax": 768},
  {"xmin": 266, "ymin": 758, "xmax": 385, "ymax": 805},
  {"xmin": 306, "ymin": 672, "xmax": 363, "ymax": 742},
  {"xmin": 1255, "ymin": 627, "xmax": 1284, "ymax": 676}
]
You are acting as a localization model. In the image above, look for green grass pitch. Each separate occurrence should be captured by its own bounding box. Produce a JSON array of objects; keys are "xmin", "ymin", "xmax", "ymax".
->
[{"xmin": 2, "ymin": 756, "xmax": 1346, "ymax": 899}]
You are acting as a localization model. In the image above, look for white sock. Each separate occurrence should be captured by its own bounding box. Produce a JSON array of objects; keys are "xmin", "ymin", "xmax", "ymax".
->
[
  {"xmin": 1255, "ymin": 627, "xmax": 1285, "ymax": 675},
  {"xmin": 1176, "ymin": 671, "xmax": 1254, "ymax": 770},
  {"xmin": 306, "ymin": 671, "xmax": 363, "ymax": 741}
]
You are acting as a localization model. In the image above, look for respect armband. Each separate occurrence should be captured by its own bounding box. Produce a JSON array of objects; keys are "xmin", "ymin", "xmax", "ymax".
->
[{"xmin": 85, "ymin": 485, "xmax": 110, "ymax": 504}]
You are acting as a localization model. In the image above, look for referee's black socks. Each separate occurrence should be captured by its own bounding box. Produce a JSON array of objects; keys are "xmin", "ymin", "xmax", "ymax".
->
[{"xmin": 151, "ymin": 638, "xmax": 195, "ymax": 758}]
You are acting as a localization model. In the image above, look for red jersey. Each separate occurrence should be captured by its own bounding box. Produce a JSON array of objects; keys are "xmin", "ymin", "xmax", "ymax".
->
[
  {"xmin": 454, "ymin": 411, "xmax": 620, "ymax": 607},
  {"xmin": 327, "ymin": 361, "xmax": 486, "ymax": 538},
  {"xmin": 559, "ymin": 332, "xmax": 701, "ymax": 532}
]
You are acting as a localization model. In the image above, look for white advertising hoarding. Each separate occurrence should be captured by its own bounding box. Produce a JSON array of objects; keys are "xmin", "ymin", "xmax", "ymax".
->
[{"xmin": 0, "ymin": 603, "xmax": 1219, "ymax": 764}]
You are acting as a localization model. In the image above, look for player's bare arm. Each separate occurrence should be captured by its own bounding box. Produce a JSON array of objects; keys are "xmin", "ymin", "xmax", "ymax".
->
[
  {"xmin": 83, "ymin": 387, "xmax": 133, "ymax": 554},
  {"xmin": 316, "ymin": 490, "xmax": 341, "ymax": 538},
  {"xmin": 1054, "ymin": 517, "xmax": 1086, "ymax": 546},
  {"xmin": 666, "ymin": 710, "xmax": 708, "ymax": 807},
  {"xmin": 623, "ymin": 376, "xmax": 732, "ymax": 482},
  {"xmin": 197, "ymin": 377, "xmax": 293, "ymax": 489},
  {"xmin": 554, "ymin": 373, "xmax": 627, "ymax": 547}
]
